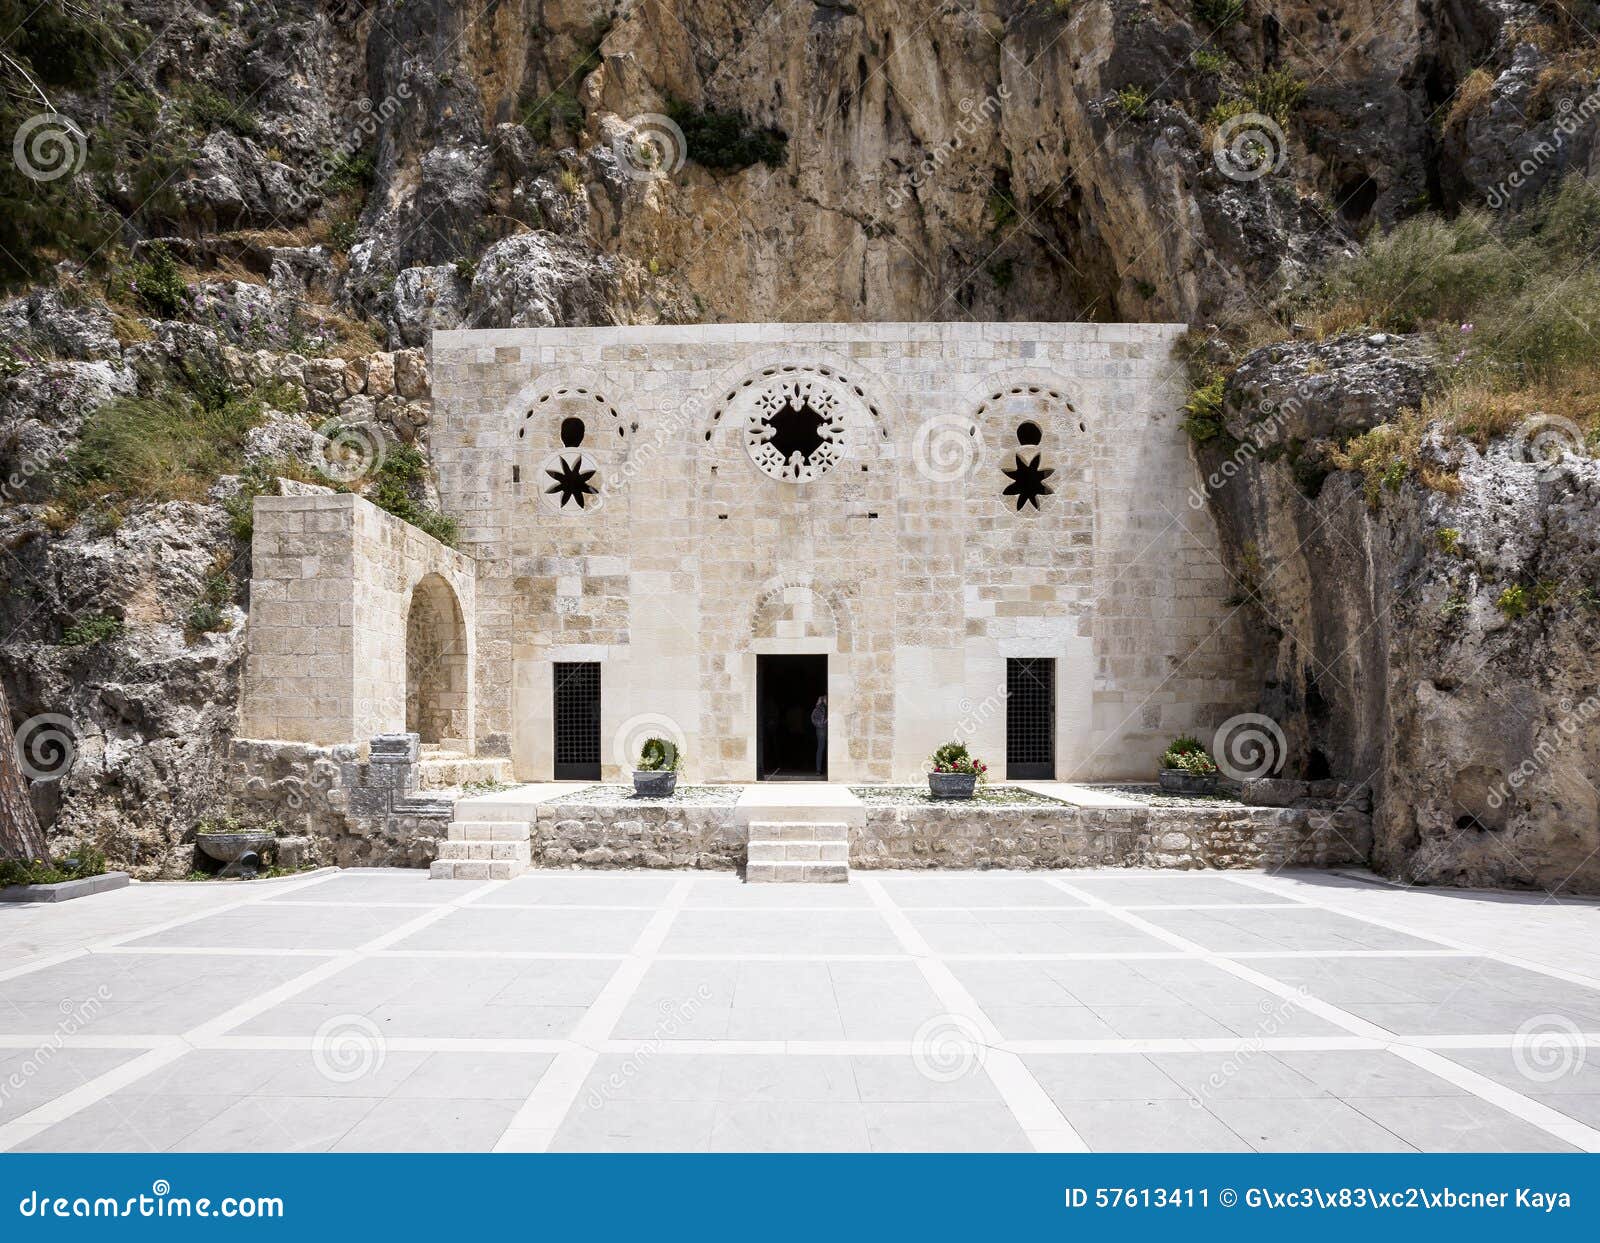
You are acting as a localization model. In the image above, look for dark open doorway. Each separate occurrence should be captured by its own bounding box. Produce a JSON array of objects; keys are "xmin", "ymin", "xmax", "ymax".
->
[{"xmin": 756, "ymin": 655, "xmax": 828, "ymax": 780}]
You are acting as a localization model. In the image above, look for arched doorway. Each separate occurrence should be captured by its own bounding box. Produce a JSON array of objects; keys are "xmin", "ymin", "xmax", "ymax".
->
[{"xmin": 406, "ymin": 574, "xmax": 468, "ymax": 745}]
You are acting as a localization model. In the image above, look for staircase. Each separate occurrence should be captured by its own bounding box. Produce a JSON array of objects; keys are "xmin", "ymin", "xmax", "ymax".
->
[
  {"xmin": 417, "ymin": 743, "xmax": 514, "ymax": 791},
  {"xmin": 429, "ymin": 819, "xmax": 530, "ymax": 880},
  {"xmin": 745, "ymin": 822, "xmax": 850, "ymax": 883},
  {"xmin": 735, "ymin": 784, "xmax": 864, "ymax": 884}
]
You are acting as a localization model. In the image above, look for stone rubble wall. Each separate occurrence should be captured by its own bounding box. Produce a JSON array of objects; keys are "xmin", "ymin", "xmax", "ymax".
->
[
  {"xmin": 228, "ymin": 733, "xmax": 452, "ymax": 868},
  {"xmin": 525, "ymin": 795, "xmax": 1370, "ymax": 872},
  {"xmin": 531, "ymin": 803, "xmax": 745, "ymax": 870}
]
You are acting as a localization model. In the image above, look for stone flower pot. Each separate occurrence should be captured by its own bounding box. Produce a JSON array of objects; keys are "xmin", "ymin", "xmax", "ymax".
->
[
  {"xmin": 196, "ymin": 831, "xmax": 276, "ymax": 865},
  {"xmin": 632, "ymin": 770, "xmax": 678, "ymax": 799},
  {"xmin": 928, "ymin": 771, "xmax": 978, "ymax": 800},
  {"xmin": 1158, "ymin": 768, "xmax": 1217, "ymax": 796}
]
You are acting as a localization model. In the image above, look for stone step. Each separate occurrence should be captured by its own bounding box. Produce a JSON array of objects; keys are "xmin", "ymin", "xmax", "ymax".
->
[
  {"xmin": 746, "ymin": 820, "xmax": 850, "ymax": 843},
  {"xmin": 446, "ymin": 820, "xmax": 531, "ymax": 842},
  {"xmin": 437, "ymin": 839, "xmax": 531, "ymax": 863},
  {"xmin": 747, "ymin": 840, "xmax": 849, "ymax": 864},
  {"xmin": 429, "ymin": 858, "xmax": 526, "ymax": 881},
  {"xmin": 418, "ymin": 756, "xmax": 513, "ymax": 790},
  {"xmin": 746, "ymin": 861, "xmax": 849, "ymax": 884}
]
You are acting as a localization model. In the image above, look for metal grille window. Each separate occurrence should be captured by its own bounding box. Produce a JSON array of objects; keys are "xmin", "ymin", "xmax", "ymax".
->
[
  {"xmin": 552, "ymin": 662, "xmax": 601, "ymax": 780},
  {"xmin": 1006, "ymin": 657, "xmax": 1056, "ymax": 780}
]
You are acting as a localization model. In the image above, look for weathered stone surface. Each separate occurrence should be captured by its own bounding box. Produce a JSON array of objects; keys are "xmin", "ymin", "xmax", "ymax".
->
[{"xmin": 1199, "ymin": 334, "xmax": 1600, "ymax": 892}]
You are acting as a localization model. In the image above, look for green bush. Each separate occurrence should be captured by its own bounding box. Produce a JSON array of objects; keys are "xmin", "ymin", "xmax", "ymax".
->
[
  {"xmin": 667, "ymin": 101, "xmax": 788, "ymax": 171},
  {"xmin": 1497, "ymin": 585, "xmax": 1531, "ymax": 620},
  {"xmin": 1114, "ymin": 85, "xmax": 1151, "ymax": 119},
  {"xmin": 127, "ymin": 244, "xmax": 187, "ymax": 318},
  {"xmin": 929, "ymin": 740, "xmax": 989, "ymax": 779},
  {"xmin": 520, "ymin": 90, "xmax": 583, "ymax": 143},
  {"xmin": 367, "ymin": 444, "xmax": 459, "ymax": 546},
  {"xmin": 1192, "ymin": 0, "xmax": 1246, "ymax": 29},
  {"xmin": 0, "ymin": 847, "xmax": 107, "ymax": 888},
  {"xmin": 1245, "ymin": 69, "xmax": 1307, "ymax": 126},
  {"xmin": 1159, "ymin": 734, "xmax": 1217, "ymax": 772},
  {"xmin": 59, "ymin": 613, "xmax": 123, "ymax": 645},
  {"xmin": 636, "ymin": 737, "xmax": 682, "ymax": 772},
  {"xmin": 1182, "ymin": 372, "xmax": 1229, "ymax": 441},
  {"xmin": 175, "ymin": 82, "xmax": 260, "ymax": 138},
  {"xmin": 185, "ymin": 571, "xmax": 233, "ymax": 636},
  {"xmin": 61, "ymin": 372, "xmax": 271, "ymax": 508}
]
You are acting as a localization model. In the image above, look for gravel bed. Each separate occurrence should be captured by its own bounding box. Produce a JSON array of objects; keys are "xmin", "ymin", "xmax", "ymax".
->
[
  {"xmin": 1096, "ymin": 783, "xmax": 1250, "ymax": 809},
  {"xmin": 849, "ymin": 784, "xmax": 1068, "ymax": 807},
  {"xmin": 554, "ymin": 784, "xmax": 745, "ymax": 806}
]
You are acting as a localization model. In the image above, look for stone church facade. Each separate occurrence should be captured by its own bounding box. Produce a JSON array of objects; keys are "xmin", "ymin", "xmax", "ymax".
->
[{"xmin": 240, "ymin": 322, "xmax": 1256, "ymax": 786}]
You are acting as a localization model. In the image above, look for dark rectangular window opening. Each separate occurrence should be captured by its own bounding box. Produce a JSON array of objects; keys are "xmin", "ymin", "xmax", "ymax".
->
[
  {"xmin": 756, "ymin": 654, "xmax": 829, "ymax": 781},
  {"xmin": 1006, "ymin": 657, "xmax": 1056, "ymax": 780},
  {"xmin": 553, "ymin": 661, "xmax": 601, "ymax": 781}
]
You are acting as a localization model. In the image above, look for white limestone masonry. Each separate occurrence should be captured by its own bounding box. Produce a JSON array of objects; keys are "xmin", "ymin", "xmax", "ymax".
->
[{"xmin": 414, "ymin": 322, "xmax": 1255, "ymax": 784}]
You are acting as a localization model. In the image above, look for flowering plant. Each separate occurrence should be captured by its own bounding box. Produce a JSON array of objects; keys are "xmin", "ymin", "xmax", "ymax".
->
[
  {"xmin": 1160, "ymin": 734, "xmax": 1217, "ymax": 774},
  {"xmin": 929, "ymin": 740, "xmax": 989, "ymax": 780}
]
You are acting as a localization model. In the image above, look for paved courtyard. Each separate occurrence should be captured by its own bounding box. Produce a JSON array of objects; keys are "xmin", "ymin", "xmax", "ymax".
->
[{"xmin": 1, "ymin": 867, "xmax": 1598, "ymax": 1153}]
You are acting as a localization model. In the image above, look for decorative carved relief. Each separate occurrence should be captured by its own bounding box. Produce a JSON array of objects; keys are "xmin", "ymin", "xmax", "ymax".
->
[{"xmin": 743, "ymin": 378, "xmax": 847, "ymax": 481}]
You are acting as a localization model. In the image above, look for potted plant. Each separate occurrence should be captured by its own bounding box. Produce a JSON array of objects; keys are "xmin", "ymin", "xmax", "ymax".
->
[
  {"xmin": 632, "ymin": 737, "xmax": 681, "ymax": 798},
  {"xmin": 1158, "ymin": 735, "xmax": 1219, "ymax": 795},
  {"xmin": 927, "ymin": 740, "xmax": 987, "ymax": 799}
]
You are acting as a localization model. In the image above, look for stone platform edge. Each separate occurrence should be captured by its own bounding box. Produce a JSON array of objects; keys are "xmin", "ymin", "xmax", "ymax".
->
[{"xmin": 0, "ymin": 871, "xmax": 131, "ymax": 904}]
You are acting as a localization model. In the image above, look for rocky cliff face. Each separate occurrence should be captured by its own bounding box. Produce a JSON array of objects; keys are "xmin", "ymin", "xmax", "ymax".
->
[
  {"xmin": 3, "ymin": 0, "xmax": 1598, "ymax": 885},
  {"xmin": 1196, "ymin": 334, "xmax": 1600, "ymax": 892}
]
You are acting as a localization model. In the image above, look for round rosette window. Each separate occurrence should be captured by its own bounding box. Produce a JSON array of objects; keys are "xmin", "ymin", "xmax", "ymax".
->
[{"xmin": 743, "ymin": 378, "xmax": 848, "ymax": 482}]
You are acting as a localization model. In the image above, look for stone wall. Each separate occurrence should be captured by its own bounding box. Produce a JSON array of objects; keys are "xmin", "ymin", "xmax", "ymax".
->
[
  {"xmin": 431, "ymin": 322, "xmax": 1259, "ymax": 783},
  {"xmin": 239, "ymin": 492, "xmax": 477, "ymax": 746},
  {"xmin": 228, "ymin": 734, "xmax": 452, "ymax": 868},
  {"xmin": 852, "ymin": 804, "xmax": 1370, "ymax": 871},
  {"xmin": 531, "ymin": 801, "xmax": 744, "ymax": 870},
  {"xmin": 517, "ymin": 793, "xmax": 1369, "ymax": 872}
]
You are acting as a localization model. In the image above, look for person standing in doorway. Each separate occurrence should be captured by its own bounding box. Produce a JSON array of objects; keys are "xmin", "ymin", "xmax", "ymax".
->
[{"xmin": 811, "ymin": 695, "xmax": 828, "ymax": 776}]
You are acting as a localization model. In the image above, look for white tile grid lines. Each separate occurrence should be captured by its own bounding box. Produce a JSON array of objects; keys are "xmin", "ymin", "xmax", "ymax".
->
[
  {"xmin": 0, "ymin": 870, "xmax": 505, "ymax": 1152},
  {"xmin": 0, "ymin": 870, "xmax": 1598, "ymax": 1151},
  {"xmin": 858, "ymin": 875, "xmax": 1088, "ymax": 1152},
  {"xmin": 492, "ymin": 877, "xmax": 694, "ymax": 1152},
  {"xmin": 1040, "ymin": 875, "xmax": 1600, "ymax": 1153}
]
